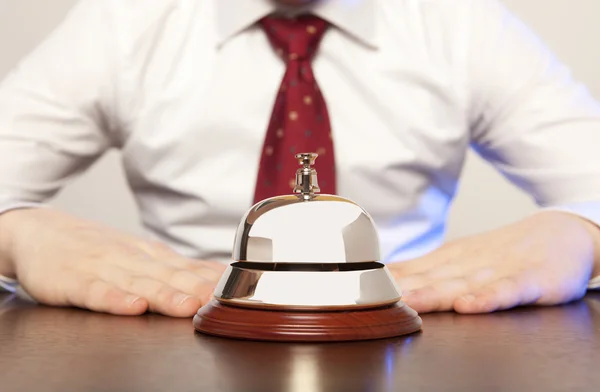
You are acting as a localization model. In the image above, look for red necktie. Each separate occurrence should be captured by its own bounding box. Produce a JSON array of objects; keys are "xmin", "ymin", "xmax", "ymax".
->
[{"xmin": 253, "ymin": 15, "xmax": 336, "ymax": 204}]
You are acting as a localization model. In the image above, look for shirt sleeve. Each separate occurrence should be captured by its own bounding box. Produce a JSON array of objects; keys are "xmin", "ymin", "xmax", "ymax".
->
[
  {"xmin": 0, "ymin": 0, "xmax": 120, "ymax": 212},
  {"xmin": 465, "ymin": 1, "xmax": 600, "ymax": 286}
]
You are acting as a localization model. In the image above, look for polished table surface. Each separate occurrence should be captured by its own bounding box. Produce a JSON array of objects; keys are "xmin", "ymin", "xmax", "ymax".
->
[{"xmin": 1, "ymin": 292, "xmax": 599, "ymax": 392}]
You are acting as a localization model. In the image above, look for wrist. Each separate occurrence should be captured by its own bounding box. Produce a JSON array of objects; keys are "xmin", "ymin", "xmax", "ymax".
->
[
  {"xmin": 528, "ymin": 210, "xmax": 600, "ymax": 286},
  {"xmin": 572, "ymin": 215, "xmax": 600, "ymax": 280},
  {"xmin": 545, "ymin": 210, "xmax": 600, "ymax": 279},
  {"xmin": 0, "ymin": 209, "xmax": 27, "ymax": 279}
]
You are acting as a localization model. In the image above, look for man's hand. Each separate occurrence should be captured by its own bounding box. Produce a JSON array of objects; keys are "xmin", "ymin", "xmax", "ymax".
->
[
  {"xmin": 0, "ymin": 208, "xmax": 227, "ymax": 317},
  {"xmin": 389, "ymin": 211, "xmax": 600, "ymax": 314}
]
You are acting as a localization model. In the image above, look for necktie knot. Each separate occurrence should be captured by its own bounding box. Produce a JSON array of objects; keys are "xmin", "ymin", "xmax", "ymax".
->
[{"xmin": 260, "ymin": 15, "xmax": 328, "ymax": 61}]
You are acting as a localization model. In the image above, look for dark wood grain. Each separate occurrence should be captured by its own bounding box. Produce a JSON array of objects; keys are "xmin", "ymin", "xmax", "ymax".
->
[
  {"xmin": 1, "ymin": 292, "xmax": 600, "ymax": 392},
  {"xmin": 193, "ymin": 300, "xmax": 422, "ymax": 342}
]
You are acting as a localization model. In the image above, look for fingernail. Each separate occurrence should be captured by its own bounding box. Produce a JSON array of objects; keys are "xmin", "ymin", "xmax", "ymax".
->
[
  {"xmin": 461, "ymin": 295, "xmax": 476, "ymax": 303},
  {"xmin": 174, "ymin": 293, "xmax": 191, "ymax": 307},
  {"xmin": 127, "ymin": 295, "xmax": 141, "ymax": 307}
]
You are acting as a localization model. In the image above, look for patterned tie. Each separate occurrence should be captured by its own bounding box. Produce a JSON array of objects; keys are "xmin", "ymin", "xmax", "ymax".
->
[{"xmin": 253, "ymin": 15, "xmax": 336, "ymax": 204}]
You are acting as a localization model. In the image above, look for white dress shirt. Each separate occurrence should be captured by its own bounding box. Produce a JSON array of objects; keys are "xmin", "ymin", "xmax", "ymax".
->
[{"xmin": 0, "ymin": 0, "xmax": 599, "ymax": 287}]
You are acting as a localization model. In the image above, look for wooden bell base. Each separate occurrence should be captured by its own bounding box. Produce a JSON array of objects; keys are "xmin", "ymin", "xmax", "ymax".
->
[{"xmin": 193, "ymin": 300, "xmax": 422, "ymax": 342}]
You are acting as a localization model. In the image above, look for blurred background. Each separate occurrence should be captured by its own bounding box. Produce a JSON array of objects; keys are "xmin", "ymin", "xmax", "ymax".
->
[{"xmin": 1, "ymin": 0, "xmax": 598, "ymax": 239}]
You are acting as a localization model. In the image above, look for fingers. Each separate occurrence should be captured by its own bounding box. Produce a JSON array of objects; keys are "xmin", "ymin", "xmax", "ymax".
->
[
  {"xmin": 69, "ymin": 269, "xmax": 207, "ymax": 318},
  {"xmin": 127, "ymin": 262, "xmax": 218, "ymax": 301},
  {"xmin": 104, "ymin": 267, "xmax": 205, "ymax": 317},
  {"xmin": 454, "ymin": 273, "xmax": 542, "ymax": 314},
  {"xmin": 65, "ymin": 278, "xmax": 149, "ymax": 316},
  {"xmin": 88, "ymin": 243, "xmax": 223, "ymax": 317},
  {"xmin": 65, "ymin": 239, "xmax": 224, "ymax": 317},
  {"xmin": 113, "ymin": 252, "xmax": 221, "ymax": 297},
  {"xmin": 401, "ymin": 277, "xmax": 470, "ymax": 313},
  {"xmin": 400, "ymin": 268, "xmax": 549, "ymax": 315},
  {"xmin": 126, "ymin": 277, "xmax": 203, "ymax": 317},
  {"xmin": 396, "ymin": 263, "xmax": 486, "ymax": 292},
  {"xmin": 400, "ymin": 268, "xmax": 503, "ymax": 313},
  {"xmin": 167, "ymin": 269, "xmax": 218, "ymax": 302}
]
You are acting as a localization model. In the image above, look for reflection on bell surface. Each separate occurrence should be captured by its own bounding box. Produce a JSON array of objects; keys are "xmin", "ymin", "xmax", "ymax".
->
[{"xmin": 194, "ymin": 153, "xmax": 422, "ymax": 342}]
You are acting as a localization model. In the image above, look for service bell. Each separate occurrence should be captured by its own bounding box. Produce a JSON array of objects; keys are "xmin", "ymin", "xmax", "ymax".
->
[{"xmin": 194, "ymin": 153, "xmax": 422, "ymax": 342}]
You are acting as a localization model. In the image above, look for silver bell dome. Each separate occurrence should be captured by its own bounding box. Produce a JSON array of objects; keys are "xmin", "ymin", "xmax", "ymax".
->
[
  {"xmin": 233, "ymin": 153, "xmax": 380, "ymax": 263},
  {"xmin": 232, "ymin": 194, "xmax": 381, "ymax": 263},
  {"xmin": 213, "ymin": 153, "xmax": 402, "ymax": 310}
]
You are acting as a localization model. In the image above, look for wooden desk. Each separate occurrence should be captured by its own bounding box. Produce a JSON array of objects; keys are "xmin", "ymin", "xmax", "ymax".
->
[{"xmin": 1, "ymin": 293, "xmax": 599, "ymax": 391}]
